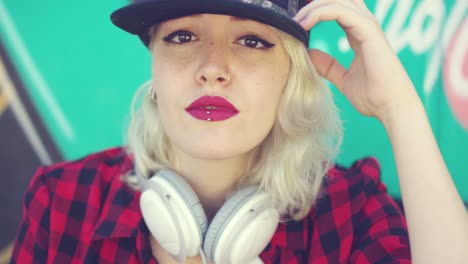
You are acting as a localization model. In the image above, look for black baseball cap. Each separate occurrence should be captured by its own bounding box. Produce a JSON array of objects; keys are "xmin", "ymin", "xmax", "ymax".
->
[{"xmin": 111, "ymin": 0, "xmax": 310, "ymax": 46}]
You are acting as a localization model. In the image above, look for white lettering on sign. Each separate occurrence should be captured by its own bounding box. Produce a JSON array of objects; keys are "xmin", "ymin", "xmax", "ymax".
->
[
  {"xmin": 444, "ymin": 18, "xmax": 468, "ymax": 131},
  {"xmin": 446, "ymin": 19, "xmax": 468, "ymax": 98},
  {"xmin": 333, "ymin": 0, "xmax": 467, "ymax": 130},
  {"xmin": 376, "ymin": 0, "xmax": 467, "ymax": 95}
]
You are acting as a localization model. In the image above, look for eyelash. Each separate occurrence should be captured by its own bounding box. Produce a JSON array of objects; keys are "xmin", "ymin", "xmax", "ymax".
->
[
  {"xmin": 162, "ymin": 30, "xmax": 196, "ymax": 44},
  {"xmin": 162, "ymin": 30, "xmax": 275, "ymax": 49},
  {"xmin": 239, "ymin": 35, "xmax": 275, "ymax": 49}
]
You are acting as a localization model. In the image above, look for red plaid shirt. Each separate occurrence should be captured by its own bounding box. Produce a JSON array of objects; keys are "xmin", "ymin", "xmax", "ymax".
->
[{"xmin": 11, "ymin": 147, "xmax": 410, "ymax": 263}]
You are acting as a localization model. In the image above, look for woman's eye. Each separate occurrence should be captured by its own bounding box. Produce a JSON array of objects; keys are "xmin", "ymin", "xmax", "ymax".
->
[
  {"xmin": 163, "ymin": 30, "xmax": 197, "ymax": 44},
  {"xmin": 238, "ymin": 35, "xmax": 275, "ymax": 49}
]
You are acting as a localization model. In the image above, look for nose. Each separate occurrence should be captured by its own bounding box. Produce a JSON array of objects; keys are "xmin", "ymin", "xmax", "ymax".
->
[{"xmin": 195, "ymin": 41, "xmax": 231, "ymax": 87}]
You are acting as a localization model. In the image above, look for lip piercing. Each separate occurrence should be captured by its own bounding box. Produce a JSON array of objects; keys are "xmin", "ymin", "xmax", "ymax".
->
[
  {"xmin": 206, "ymin": 111, "xmax": 211, "ymax": 114},
  {"xmin": 207, "ymin": 118, "xmax": 212, "ymax": 121}
]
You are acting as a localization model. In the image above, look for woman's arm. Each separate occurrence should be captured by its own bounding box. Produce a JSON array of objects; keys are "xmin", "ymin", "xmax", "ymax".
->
[
  {"xmin": 380, "ymin": 91, "xmax": 468, "ymax": 264},
  {"xmin": 294, "ymin": 0, "xmax": 468, "ymax": 263},
  {"xmin": 10, "ymin": 167, "xmax": 50, "ymax": 263}
]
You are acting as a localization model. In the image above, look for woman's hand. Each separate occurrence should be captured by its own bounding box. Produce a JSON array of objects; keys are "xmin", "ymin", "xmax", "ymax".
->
[
  {"xmin": 294, "ymin": 0, "xmax": 420, "ymax": 123},
  {"xmin": 294, "ymin": 2, "xmax": 468, "ymax": 263}
]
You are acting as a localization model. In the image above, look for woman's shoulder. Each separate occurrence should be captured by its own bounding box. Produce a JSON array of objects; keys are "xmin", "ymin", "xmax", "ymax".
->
[
  {"xmin": 324, "ymin": 157, "xmax": 385, "ymax": 198},
  {"xmin": 310, "ymin": 157, "xmax": 407, "ymax": 241},
  {"xmin": 33, "ymin": 147, "xmax": 133, "ymax": 188},
  {"xmin": 314, "ymin": 156, "xmax": 400, "ymax": 217},
  {"xmin": 264, "ymin": 157, "xmax": 409, "ymax": 262},
  {"xmin": 13, "ymin": 147, "xmax": 145, "ymax": 263},
  {"xmin": 308, "ymin": 157, "xmax": 408, "ymax": 260},
  {"xmin": 23, "ymin": 146, "xmax": 137, "ymax": 223}
]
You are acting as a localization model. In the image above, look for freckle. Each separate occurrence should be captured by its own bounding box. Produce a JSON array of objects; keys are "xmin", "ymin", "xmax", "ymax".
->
[{"xmin": 210, "ymin": 42, "xmax": 214, "ymax": 46}]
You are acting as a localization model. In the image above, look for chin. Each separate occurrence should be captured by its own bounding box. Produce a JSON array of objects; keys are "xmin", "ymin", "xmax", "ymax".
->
[
  {"xmin": 185, "ymin": 146, "xmax": 247, "ymax": 161},
  {"xmin": 168, "ymin": 131, "xmax": 264, "ymax": 161}
]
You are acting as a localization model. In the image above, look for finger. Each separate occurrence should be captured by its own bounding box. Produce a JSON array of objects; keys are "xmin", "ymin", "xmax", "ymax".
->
[
  {"xmin": 349, "ymin": 0, "xmax": 369, "ymax": 10},
  {"xmin": 294, "ymin": 0, "xmax": 363, "ymax": 25},
  {"xmin": 295, "ymin": 0, "xmax": 372, "ymax": 19},
  {"xmin": 294, "ymin": 1, "xmax": 375, "ymax": 33},
  {"xmin": 308, "ymin": 49, "xmax": 347, "ymax": 91}
]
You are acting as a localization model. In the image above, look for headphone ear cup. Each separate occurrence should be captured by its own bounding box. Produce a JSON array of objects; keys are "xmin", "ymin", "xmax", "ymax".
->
[
  {"xmin": 141, "ymin": 170, "xmax": 208, "ymax": 258},
  {"xmin": 203, "ymin": 186, "xmax": 279, "ymax": 263},
  {"xmin": 204, "ymin": 186, "xmax": 257, "ymax": 260},
  {"xmin": 140, "ymin": 186, "xmax": 182, "ymax": 257},
  {"xmin": 157, "ymin": 170, "xmax": 209, "ymax": 235}
]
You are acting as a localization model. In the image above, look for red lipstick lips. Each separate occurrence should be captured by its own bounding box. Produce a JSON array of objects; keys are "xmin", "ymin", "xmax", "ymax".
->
[{"xmin": 185, "ymin": 96, "xmax": 239, "ymax": 122}]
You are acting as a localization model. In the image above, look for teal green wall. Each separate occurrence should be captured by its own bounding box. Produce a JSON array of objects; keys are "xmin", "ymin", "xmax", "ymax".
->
[{"xmin": 1, "ymin": 0, "xmax": 466, "ymax": 199}]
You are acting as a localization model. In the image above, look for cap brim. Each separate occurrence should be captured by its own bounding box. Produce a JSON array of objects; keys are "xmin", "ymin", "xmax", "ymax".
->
[{"xmin": 111, "ymin": 0, "xmax": 308, "ymax": 46}]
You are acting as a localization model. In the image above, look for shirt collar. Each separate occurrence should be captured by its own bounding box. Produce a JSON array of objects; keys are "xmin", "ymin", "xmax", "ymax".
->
[
  {"xmin": 268, "ymin": 211, "xmax": 312, "ymax": 251},
  {"xmin": 90, "ymin": 152, "xmax": 146, "ymax": 240},
  {"xmin": 88, "ymin": 150, "xmax": 154, "ymax": 263}
]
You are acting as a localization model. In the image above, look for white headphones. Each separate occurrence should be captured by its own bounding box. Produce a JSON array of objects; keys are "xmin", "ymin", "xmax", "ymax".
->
[{"xmin": 136, "ymin": 169, "xmax": 279, "ymax": 264}]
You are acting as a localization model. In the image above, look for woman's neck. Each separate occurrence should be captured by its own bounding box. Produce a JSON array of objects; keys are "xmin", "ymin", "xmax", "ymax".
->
[{"xmin": 169, "ymin": 149, "xmax": 254, "ymax": 221}]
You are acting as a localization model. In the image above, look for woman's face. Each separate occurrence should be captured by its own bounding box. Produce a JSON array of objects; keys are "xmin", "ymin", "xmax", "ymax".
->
[{"xmin": 151, "ymin": 14, "xmax": 290, "ymax": 161}]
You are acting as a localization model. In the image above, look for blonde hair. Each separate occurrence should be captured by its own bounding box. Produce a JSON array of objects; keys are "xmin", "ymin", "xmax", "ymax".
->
[{"xmin": 123, "ymin": 27, "xmax": 342, "ymax": 221}]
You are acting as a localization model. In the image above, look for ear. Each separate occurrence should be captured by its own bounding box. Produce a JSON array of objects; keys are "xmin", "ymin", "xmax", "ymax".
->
[{"xmin": 148, "ymin": 84, "xmax": 157, "ymax": 102}]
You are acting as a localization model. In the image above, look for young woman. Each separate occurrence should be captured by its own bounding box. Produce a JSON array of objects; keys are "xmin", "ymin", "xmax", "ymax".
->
[{"xmin": 10, "ymin": 0, "xmax": 468, "ymax": 263}]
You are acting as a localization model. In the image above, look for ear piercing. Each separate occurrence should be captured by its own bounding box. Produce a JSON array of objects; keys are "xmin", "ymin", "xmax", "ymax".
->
[{"xmin": 148, "ymin": 85, "xmax": 157, "ymax": 101}]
